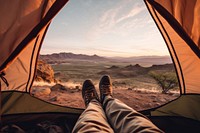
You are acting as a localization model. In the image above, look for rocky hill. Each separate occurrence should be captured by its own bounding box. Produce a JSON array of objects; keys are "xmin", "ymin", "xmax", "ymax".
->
[
  {"xmin": 98, "ymin": 63, "xmax": 175, "ymax": 78},
  {"xmin": 148, "ymin": 64, "xmax": 175, "ymax": 71}
]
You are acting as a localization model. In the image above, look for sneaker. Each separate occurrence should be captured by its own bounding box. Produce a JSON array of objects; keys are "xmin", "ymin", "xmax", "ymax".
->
[
  {"xmin": 99, "ymin": 75, "xmax": 113, "ymax": 102},
  {"xmin": 82, "ymin": 80, "xmax": 99, "ymax": 107}
]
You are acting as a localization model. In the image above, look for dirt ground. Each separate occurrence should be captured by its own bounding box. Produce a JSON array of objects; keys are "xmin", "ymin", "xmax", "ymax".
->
[{"xmin": 33, "ymin": 87, "xmax": 179, "ymax": 111}]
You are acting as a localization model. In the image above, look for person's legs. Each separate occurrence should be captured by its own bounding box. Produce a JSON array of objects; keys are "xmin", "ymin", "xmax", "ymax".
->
[
  {"xmin": 72, "ymin": 80, "xmax": 114, "ymax": 133},
  {"xmin": 103, "ymin": 96, "xmax": 163, "ymax": 133},
  {"xmin": 99, "ymin": 75, "xmax": 163, "ymax": 133}
]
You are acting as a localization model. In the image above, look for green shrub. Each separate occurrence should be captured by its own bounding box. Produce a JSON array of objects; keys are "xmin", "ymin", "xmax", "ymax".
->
[{"xmin": 149, "ymin": 71, "xmax": 179, "ymax": 93}]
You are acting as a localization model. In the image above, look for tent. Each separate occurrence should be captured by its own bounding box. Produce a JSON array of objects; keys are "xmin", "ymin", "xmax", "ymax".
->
[{"xmin": 1, "ymin": 0, "xmax": 200, "ymax": 132}]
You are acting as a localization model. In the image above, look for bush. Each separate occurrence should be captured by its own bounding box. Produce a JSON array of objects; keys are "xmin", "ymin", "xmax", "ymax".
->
[{"xmin": 149, "ymin": 71, "xmax": 179, "ymax": 93}]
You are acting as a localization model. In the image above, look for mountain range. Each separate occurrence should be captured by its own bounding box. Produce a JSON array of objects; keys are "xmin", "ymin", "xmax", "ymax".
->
[{"xmin": 39, "ymin": 52, "xmax": 172, "ymax": 65}]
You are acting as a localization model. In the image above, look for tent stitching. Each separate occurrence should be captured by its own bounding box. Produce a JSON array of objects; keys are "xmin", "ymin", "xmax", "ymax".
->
[
  {"xmin": 25, "ymin": 36, "xmax": 40, "ymax": 92},
  {"xmin": 28, "ymin": 24, "xmax": 51, "ymax": 93}
]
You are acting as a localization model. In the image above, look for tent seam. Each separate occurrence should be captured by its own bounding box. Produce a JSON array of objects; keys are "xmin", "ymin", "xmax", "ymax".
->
[
  {"xmin": 28, "ymin": 24, "xmax": 51, "ymax": 93},
  {"xmin": 25, "ymin": 36, "xmax": 39, "ymax": 92}
]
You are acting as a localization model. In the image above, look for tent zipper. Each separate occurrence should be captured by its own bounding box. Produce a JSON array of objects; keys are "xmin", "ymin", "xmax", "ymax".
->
[{"xmin": 0, "ymin": 72, "xmax": 9, "ymax": 87}]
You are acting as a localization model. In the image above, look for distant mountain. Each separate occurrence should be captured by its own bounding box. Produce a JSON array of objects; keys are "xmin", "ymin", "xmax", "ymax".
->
[
  {"xmin": 109, "ymin": 55, "xmax": 172, "ymax": 65},
  {"xmin": 39, "ymin": 52, "xmax": 172, "ymax": 65},
  {"xmin": 39, "ymin": 52, "xmax": 107, "ymax": 64}
]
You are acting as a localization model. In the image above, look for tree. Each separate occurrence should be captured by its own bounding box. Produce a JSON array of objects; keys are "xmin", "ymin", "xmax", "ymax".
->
[{"xmin": 149, "ymin": 71, "xmax": 179, "ymax": 94}]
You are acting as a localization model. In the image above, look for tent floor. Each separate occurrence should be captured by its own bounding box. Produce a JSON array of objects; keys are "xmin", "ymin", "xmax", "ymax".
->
[
  {"xmin": 1, "ymin": 113, "xmax": 79, "ymax": 133},
  {"xmin": 2, "ymin": 113, "xmax": 200, "ymax": 132},
  {"xmin": 150, "ymin": 116, "xmax": 200, "ymax": 133},
  {"xmin": 2, "ymin": 92, "xmax": 200, "ymax": 132}
]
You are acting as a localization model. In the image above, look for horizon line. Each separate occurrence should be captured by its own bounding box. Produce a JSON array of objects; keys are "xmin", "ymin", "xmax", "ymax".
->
[{"xmin": 40, "ymin": 51, "xmax": 171, "ymax": 58}]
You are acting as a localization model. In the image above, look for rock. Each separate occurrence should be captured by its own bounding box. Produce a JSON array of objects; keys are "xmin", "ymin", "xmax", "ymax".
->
[
  {"xmin": 108, "ymin": 65, "xmax": 119, "ymax": 69},
  {"xmin": 159, "ymin": 98, "xmax": 166, "ymax": 102},
  {"xmin": 124, "ymin": 96, "xmax": 130, "ymax": 100},
  {"xmin": 35, "ymin": 76, "xmax": 43, "ymax": 82},
  {"xmin": 124, "ymin": 64, "xmax": 142, "ymax": 70},
  {"xmin": 147, "ymin": 103, "xmax": 153, "ymax": 106},
  {"xmin": 50, "ymin": 96, "xmax": 58, "ymax": 102},
  {"xmin": 153, "ymin": 100, "xmax": 157, "ymax": 103},
  {"xmin": 154, "ymin": 102, "xmax": 160, "ymax": 106},
  {"xmin": 75, "ymin": 86, "xmax": 80, "ymax": 90},
  {"xmin": 68, "ymin": 90, "xmax": 73, "ymax": 93},
  {"xmin": 31, "ymin": 87, "xmax": 51, "ymax": 96},
  {"xmin": 51, "ymin": 84, "xmax": 67, "ymax": 91},
  {"xmin": 128, "ymin": 88, "xmax": 133, "ymax": 90},
  {"xmin": 54, "ymin": 79, "xmax": 61, "ymax": 84},
  {"xmin": 135, "ymin": 97, "xmax": 140, "ymax": 100},
  {"xmin": 135, "ymin": 90, "xmax": 142, "ymax": 93},
  {"xmin": 69, "ymin": 86, "xmax": 81, "ymax": 93},
  {"xmin": 150, "ymin": 95, "xmax": 157, "ymax": 98},
  {"xmin": 35, "ymin": 60, "xmax": 55, "ymax": 83}
]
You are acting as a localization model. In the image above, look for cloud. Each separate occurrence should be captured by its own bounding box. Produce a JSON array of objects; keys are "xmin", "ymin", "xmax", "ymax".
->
[
  {"xmin": 99, "ymin": 1, "xmax": 146, "ymax": 27},
  {"xmin": 87, "ymin": 1, "xmax": 149, "ymax": 41},
  {"xmin": 99, "ymin": 8, "xmax": 118, "ymax": 28},
  {"xmin": 116, "ymin": 5, "xmax": 146, "ymax": 23}
]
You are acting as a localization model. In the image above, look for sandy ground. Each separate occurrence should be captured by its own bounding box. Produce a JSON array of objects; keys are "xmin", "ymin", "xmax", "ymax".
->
[{"xmin": 33, "ymin": 86, "xmax": 179, "ymax": 111}]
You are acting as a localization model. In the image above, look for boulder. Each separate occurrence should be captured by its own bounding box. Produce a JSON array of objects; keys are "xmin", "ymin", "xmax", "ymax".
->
[
  {"xmin": 31, "ymin": 87, "xmax": 51, "ymax": 96},
  {"xmin": 51, "ymin": 84, "xmax": 67, "ymax": 91}
]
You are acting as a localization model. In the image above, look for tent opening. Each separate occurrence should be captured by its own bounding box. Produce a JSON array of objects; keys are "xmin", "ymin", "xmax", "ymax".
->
[{"xmin": 31, "ymin": 0, "xmax": 180, "ymax": 110}]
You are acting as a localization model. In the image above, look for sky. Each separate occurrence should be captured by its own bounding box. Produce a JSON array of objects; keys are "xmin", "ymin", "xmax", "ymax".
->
[{"xmin": 41, "ymin": 0, "xmax": 170, "ymax": 57}]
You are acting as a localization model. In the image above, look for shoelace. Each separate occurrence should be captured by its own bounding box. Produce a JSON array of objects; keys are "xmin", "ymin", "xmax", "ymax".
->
[
  {"xmin": 100, "ymin": 85, "xmax": 111, "ymax": 95},
  {"xmin": 84, "ymin": 88, "xmax": 96, "ymax": 104}
]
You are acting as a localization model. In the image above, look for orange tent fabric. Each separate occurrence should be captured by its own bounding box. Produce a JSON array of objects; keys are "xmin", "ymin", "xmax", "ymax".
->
[
  {"xmin": 145, "ymin": 0, "xmax": 200, "ymax": 93},
  {"xmin": 0, "ymin": 0, "xmax": 68, "ymax": 92}
]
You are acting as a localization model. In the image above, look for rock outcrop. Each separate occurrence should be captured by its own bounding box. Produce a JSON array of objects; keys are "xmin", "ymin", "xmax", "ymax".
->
[{"xmin": 35, "ymin": 60, "xmax": 55, "ymax": 83}]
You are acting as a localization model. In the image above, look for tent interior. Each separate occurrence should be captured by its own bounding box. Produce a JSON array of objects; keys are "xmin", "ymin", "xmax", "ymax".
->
[{"xmin": 1, "ymin": 0, "xmax": 200, "ymax": 132}]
